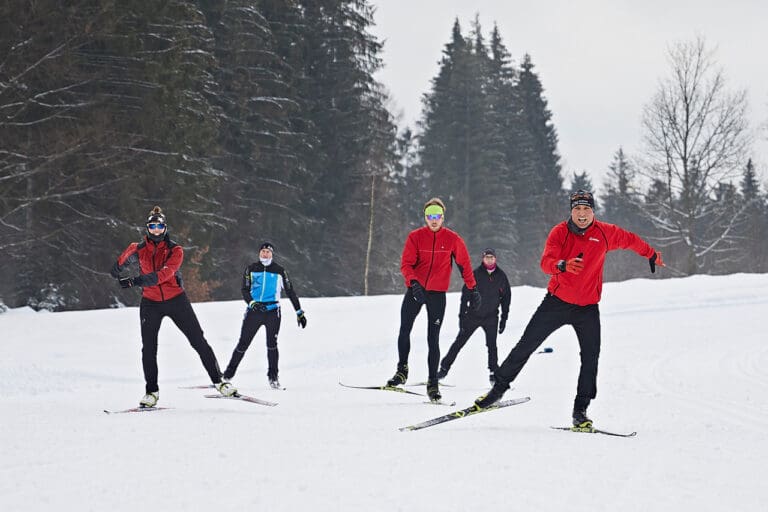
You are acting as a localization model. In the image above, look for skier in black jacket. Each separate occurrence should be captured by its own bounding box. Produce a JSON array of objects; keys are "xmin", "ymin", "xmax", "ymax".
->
[{"xmin": 437, "ymin": 248, "xmax": 511, "ymax": 383}]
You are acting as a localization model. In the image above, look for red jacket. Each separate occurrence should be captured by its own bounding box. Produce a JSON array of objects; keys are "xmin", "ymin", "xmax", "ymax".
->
[
  {"xmin": 401, "ymin": 226, "xmax": 476, "ymax": 291},
  {"xmin": 115, "ymin": 236, "xmax": 185, "ymax": 302},
  {"xmin": 542, "ymin": 220, "xmax": 655, "ymax": 306}
]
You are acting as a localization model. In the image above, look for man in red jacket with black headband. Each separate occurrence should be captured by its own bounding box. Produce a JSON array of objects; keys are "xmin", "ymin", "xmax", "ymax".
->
[
  {"xmin": 386, "ymin": 197, "xmax": 481, "ymax": 402},
  {"xmin": 474, "ymin": 190, "xmax": 665, "ymax": 427}
]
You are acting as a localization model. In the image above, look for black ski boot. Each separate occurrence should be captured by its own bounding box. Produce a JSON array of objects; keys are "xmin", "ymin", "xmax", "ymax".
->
[
  {"xmin": 427, "ymin": 380, "xmax": 441, "ymax": 402},
  {"xmin": 474, "ymin": 380, "xmax": 510, "ymax": 408},
  {"xmin": 572, "ymin": 407, "xmax": 592, "ymax": 427},
  {"xmin": 386, "ymin": 363, "xmax": 408, "ymax": 387}
]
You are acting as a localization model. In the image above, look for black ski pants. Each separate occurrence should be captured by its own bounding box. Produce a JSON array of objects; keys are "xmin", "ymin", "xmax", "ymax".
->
[
  {"xmin": 441, "ymin": 316, "xmax": 499, "ymax": 373},
  {"xmin": 224, "ymin": 308, "xmax": 281, "ymax": 380},
  {"xmin": 397, "ymin": 288, "xmax": 446, "ymax": 380},
  {"xmin": 139, "ymin": 292, "xmax": 222, "ymax": 393},
  {"xmin": 496, "ymin": 293, "xmax": 601, "ymax": 409}
]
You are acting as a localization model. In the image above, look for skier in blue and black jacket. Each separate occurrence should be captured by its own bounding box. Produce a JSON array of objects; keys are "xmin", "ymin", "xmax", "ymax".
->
[{"xmin": 222, "ymin": 242, "xmax": 307, "ymax": 388}]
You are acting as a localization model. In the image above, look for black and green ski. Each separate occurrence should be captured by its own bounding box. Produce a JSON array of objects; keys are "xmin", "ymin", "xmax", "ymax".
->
[
  {"xmin": 399, "ymin": 396, "xmax": 531, "ymax": 431},
  {"xmin": 339, "ymin": 382, "xmax": 425, "ymax": 396},
  {"xmin": 550, "ymin": 426, "xmax": 637, "ymax": 437}
]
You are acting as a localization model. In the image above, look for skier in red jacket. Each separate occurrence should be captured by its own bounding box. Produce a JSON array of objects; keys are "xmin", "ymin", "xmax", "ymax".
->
[
  {"xmin": 386, "ymin": 197, "xmax": 481, "ymax": 402},
  {"xmin": 110, "ymin": 206, "xmax": 237, "ymax": 408},
  {"xmin": 474, "ymin": 190, "xmax": 665, "ymax": 427}
]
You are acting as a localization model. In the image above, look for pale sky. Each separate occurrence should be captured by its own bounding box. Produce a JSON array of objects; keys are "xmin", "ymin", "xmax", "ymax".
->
[{"xmin": 369, "ymin": 0, "xmax": 768, "ymax": 192}]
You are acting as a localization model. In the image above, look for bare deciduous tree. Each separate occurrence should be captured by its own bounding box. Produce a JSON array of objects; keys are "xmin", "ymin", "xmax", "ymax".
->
[{"xmin": 640, "ymin": 36, "xmax": 751, "ymax": 274}]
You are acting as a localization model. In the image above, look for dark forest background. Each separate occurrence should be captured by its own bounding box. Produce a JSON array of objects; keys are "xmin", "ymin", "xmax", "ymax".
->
[{"xmin": 1, "ymin": 1, "xmax": 766, "ymax": 311}]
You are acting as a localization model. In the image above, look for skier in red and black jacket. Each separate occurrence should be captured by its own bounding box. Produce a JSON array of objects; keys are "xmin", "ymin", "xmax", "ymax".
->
[
  {"xmin": 110, "ymin": 206, "xmax": 237, "ymax": 408},
  {"xmin": 474, "ymin": 190, "xmax": 665, "ymax": 427},
  {"xmin": 386, "ymin": 197, "xmax": 481, "ymax": 402}
]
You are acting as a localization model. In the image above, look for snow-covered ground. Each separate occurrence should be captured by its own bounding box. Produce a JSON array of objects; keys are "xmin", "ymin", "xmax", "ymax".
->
[{"xmin": 1, "ymin": 273, "xmax": 766, "ymax": 511}]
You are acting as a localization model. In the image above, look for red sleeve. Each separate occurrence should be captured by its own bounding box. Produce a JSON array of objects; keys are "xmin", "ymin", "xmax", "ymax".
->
[
  {"xmin": 540, "ymin": 223, "xmax": 567, "ymax": 275},
  {"xmin": 604, "ymin": 223, "xmax": 655, "ymax": 258},
  {"xmin": 453, "ymin": 235, "xmax": 476, "ymax": 289},
  {"xmin": 400, "ymin": 232, "xmax": 419, "ymax": 285},
  {"xmin": 116, "ymin": 243, "xmax": 139, "ymax": 266},
  {"xmin": 156, "ymin": 245, "xmax": 184, "ymax": 284}
]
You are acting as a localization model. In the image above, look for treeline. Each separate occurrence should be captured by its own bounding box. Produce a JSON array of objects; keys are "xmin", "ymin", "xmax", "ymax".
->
[
  {"xmin": 1, "ymin": 5, "xmax": 766, "ymax": 311},
  {"xmin": 1, "ymin": 0, "xmax": 408, "ymax": 310}
]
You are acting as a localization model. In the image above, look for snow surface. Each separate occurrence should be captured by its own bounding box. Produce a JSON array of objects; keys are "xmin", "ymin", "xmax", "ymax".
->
[{"xmin": 1, "ymin": 274, "xmax": 766, "ymax": 511}]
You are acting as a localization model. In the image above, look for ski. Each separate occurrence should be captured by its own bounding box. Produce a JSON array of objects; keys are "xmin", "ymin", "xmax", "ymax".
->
[
  {"xmin": 550, "ymin": 426, "xmax": 637, "ymax": 438},
  {"xmin": 406, "ymin": 381, "xmax": 455, "ymax": 388},
  {"xmin": 423, "ymin": 400, "xmax": 457, "ymax": 407},
  {"xmin": 205, "ymin": 393, "xmax": 277, "ymax": 407},
  {"xmin": 181, "ymin": 383, "xmax": 286, "ymax": 391},
  {"xmin": 339, "ymin": 382, "xmax": 426, "ymax": 396},
  {"xmin": 399, "ymin": 396, "xmax": 531, "ymax": 431},
  {"xmin": 103, "ymin": 406, "xmax": 173, "ymax": 414}
]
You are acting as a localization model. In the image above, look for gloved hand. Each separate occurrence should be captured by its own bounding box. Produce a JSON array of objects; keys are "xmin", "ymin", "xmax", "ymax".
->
[
  {"xmin": 296, "ymin": 309, "xmax": 307, "ymax": 328},
  {"xmin": 410, "ymin": 280, "xmax": 426, "ymax": 304},
  {"xmin": 248, "ymin": 300, "xmax": 259, "ymax": 311},
  {"xmin": 649, "ymin": 251, "xmax": 664, "ymax": 273},
  {"xmin": 498, "ymin": 317, "xmax": 507, "ymax": 334},
  {"xmin": 120, "ymin": 273, "xmax": 157, "ymax": 288},
  {"xmin": 469, "ymin": 287, "xmax": 482, "ymax": 312},
  {"xmin": 132, "ymin": 273, "xmax": 158, "ymax": 287},
  {"xmin": 565, "ymin": 257, "xmax": 584, "ymax": 274}
]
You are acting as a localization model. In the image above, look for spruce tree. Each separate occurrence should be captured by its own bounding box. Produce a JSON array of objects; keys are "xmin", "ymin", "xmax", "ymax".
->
[{"xmin": 512, "ymin": 54, "xmax": 564, "ymax": 284}]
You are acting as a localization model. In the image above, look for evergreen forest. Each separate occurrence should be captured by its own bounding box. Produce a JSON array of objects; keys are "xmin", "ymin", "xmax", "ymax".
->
[{"xmin": 1, "ymin": 2, "xmax": 766, "ymax": 311}]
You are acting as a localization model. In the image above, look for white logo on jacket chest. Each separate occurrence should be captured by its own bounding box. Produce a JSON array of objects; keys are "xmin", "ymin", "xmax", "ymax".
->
[{"xmin": 589, "ymin": 237, "xmax": 601, "ymax": 243}]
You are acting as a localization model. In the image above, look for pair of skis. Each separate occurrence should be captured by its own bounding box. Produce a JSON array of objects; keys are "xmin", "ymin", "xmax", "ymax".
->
[
  {"xmin": 340, "ymin": 381, "xmax": 635, "ymax": 436},
  {"xmin": 104, "ymin": 389, "xmax": 277, "ymax": 414},
  {"xmin": 338, "ymin": 382, "xmax": 456, "ymax": 406}
]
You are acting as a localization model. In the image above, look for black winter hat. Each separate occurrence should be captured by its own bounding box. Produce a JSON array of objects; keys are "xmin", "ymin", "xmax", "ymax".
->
[
  {"xmin": 259, "ymin": 241, "xmax": 275, "ymax": 252},
  {"xmin": 482, "ymin": 248, "xmax": 496, "ymax": 257},
  {"xmin": 570, "ymin": 190, "xmax": 595, "ymax": 209}
]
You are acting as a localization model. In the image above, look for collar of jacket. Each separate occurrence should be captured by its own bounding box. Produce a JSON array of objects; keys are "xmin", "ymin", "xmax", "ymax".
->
[{"xmin": 567, "ymin": 218, "xmax": 593, "ymax": 236}]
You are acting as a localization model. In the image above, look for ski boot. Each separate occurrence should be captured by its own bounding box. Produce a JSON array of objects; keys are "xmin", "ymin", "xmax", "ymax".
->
[
  {"xmin": 139, "ymin": 391, "xmax": 159, "ymax": 408},
  {"xmin": 572, "ymin": 407, "xmax": 592, "ymax": 428},
  {"xmin": 474, "ymin": 380, "xmax": 510, "ymax": 409},
  {"xmin": 427, "ymin": 380, "xmax": 442, "ymax": 402},
  {"xmin": 386, "ymin": 363, "xmax": 408, "ymax": 387},
  {"xmin": 215, "ymin": 381, "xmax": 238, "ymax": 397},
  {"xmin": 269, "ymin": 377, "xmax": 282, "ymax": 390}
]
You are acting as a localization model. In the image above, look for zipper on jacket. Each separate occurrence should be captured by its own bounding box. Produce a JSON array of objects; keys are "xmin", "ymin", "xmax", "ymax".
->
[
  {"xmin": 423, "ymin": 230, "xmax": 437, "ymax": 289},
  {"xmin": 259, "ymin": 268, "xmax": 266, "ymax": 302},
  {"xmin": 152, "ymin": 242, "xmax": 165, "ymax": 302}
]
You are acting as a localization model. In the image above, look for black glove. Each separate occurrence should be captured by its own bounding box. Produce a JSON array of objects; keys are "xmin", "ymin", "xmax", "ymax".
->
[
  {"xmin": 120, "ymin": 273, "xmax": 158, "ymax": 288},
  {"xmin": 110, "ymin": 261, "xmax": 121, "ymax": 278},
  {"xmin": 134, "ymin": 273, "xmax": 158, "ymax": 287},
  {"xmin": 297, "ymin": 309, "xmax": 307, "ymax": 328},
  {"xmin": 649, "ymin": 251, "xmax": 664, "ymax": 273},
  {"xmin": 498, "ymin": 317, "xmax": 507, "ymax": 334},
  {"xmin": 410, "ymin": 280, "xmax": 426, "ymax": 304},
  {"xmin": 468, "ymin": 287, "xmax": 482, "ymax": 312}
]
